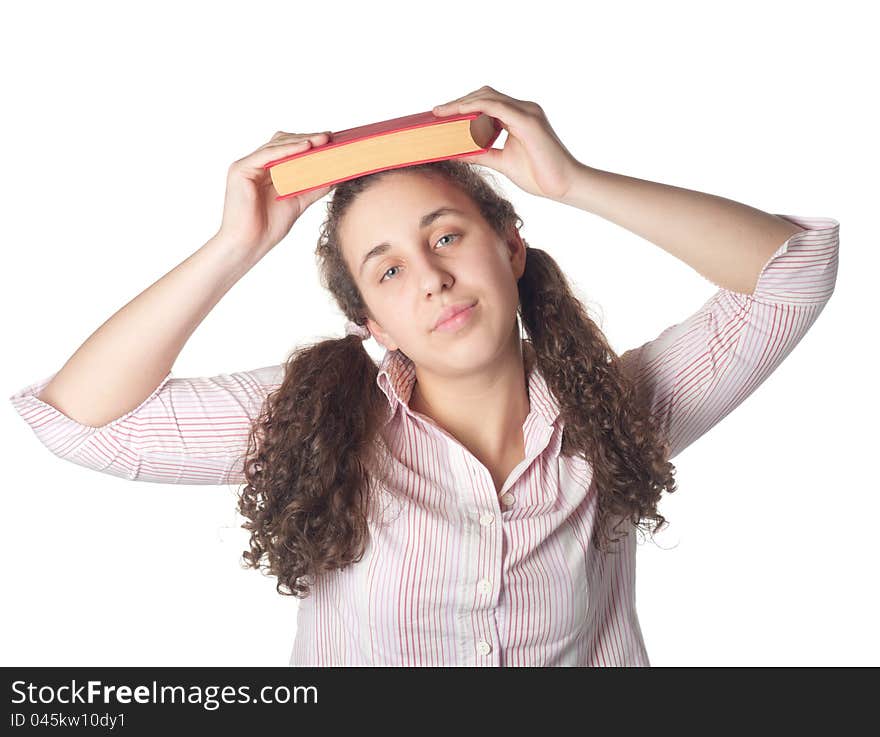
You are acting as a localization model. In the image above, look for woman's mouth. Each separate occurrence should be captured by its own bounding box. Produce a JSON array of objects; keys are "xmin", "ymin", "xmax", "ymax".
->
[{"xmin": 433, "ymin": 302, "xmax": 478, "ymax": 333}]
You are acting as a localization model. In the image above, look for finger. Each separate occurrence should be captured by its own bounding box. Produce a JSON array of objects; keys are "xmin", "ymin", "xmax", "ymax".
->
[
  {"xmin": 262, "ymin": 130, "xmax": 333, "ymax": 150},
  {"xmin": 467, "ymin": 147, "xmax": 508, "ymax": 178},
  {"xmin": 436, "ymin": 83, "xmax": 503, "ymax": 107},
  {"xmin": 434, "ymin": 96, "xmax": 528, "ymax": 129},
  {"xmin": 433, "ymin": 91, "xmax": 485, "ymax": 115},
  {"xmin": 297, "ymin": 183, "xmax": 332, "ymax": 209},
  {"xmin": 432, "ymin": 85, "xmax": 517, "ymax": 113},
  {"xmin": 239, "ymin": 133, "xmax": 332, "ymax": 174},
  {"xmin": 242, "ymin": 138, "xmax": 316, "ymax": 172},
  {"xmin": 434, "ymin": 87, "xmax": 484, "ymax": 107},
  {"xmin": 272, "ymin": 185, "xmax": 332, "ymax": 210}
]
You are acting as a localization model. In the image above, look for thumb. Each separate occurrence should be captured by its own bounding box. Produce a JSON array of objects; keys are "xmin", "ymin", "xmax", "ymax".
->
[
  {"xmin": 296, "ymin": 183, "xmax": 332, "ymax": 209},
  {"xmin": 466, "ymin": 147, "xmax": 506, "ymax": 176},
  {"xmin": 271, "ymin": 181, "xmax": 330, "ymax": 207}
]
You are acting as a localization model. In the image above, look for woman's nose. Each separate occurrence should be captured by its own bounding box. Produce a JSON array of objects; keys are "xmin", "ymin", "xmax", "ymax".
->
[
  {"xmin": 420, "ymin": 267, "xmax": 452, "ymax": 296},
  {"xmin": 417, "ymin": 255, "xmax": 453, "ymax": 296}
]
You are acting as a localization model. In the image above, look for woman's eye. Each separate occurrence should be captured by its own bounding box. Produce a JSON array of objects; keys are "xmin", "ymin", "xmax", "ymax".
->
[
  {"xmin": 436, "ymin": 232, "xmax": 459, "ymax": 248},
  {"xmin": 381, "ymin": 266, "xmax": 400, "ymax": 282},
  {"xmin": 379, "ymin": 233, "xmax": 460, "ymax": 283}
]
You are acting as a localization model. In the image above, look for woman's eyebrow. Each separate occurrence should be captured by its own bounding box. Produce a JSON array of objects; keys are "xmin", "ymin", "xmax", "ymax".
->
[{"xmin": 358, "ymin": 207, "xmax": 465, "ymax": 276}]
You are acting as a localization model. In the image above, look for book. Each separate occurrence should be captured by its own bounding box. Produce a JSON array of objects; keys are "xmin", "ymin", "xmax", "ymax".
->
[{"xmin": 264, "ymin": 109, "xmax": 504, "ymax": 200}]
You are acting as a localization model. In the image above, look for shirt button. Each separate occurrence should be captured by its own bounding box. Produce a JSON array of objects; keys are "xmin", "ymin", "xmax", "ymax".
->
[
  {"xmin": 477, "ymin": 578, "xmax": 492, "ymax": 594},
  {"xmin": 477, "ymin": 640, "xmax": 492, "ymax": 656},
  {"xmin": 500, "ymin": 492, "xmax": 516, "ymax": 507},
  {"xmin": 479, "ymin": 512, "xmax": 494, "ymax": 526}
]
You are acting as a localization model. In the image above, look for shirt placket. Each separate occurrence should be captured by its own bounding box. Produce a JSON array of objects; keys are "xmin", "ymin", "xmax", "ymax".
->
[{"xmin": 407, "ymin": 408, "xmax": 558, "ymax": 666}]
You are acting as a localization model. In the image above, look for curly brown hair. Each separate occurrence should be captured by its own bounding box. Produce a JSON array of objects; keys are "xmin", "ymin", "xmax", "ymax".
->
[{"xmin": 236, "ymin": 159, "xmax": 678, "ymax": 598}]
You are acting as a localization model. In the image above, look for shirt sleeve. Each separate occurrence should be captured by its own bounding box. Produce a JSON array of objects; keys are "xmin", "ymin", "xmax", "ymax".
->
[
  {"xmin": 618, "ymin": 213, "xmax": 839, "ymax": 461},
  {"xmin": 8, "ymin": 364, "xmax": 285, "ymax": 485}
]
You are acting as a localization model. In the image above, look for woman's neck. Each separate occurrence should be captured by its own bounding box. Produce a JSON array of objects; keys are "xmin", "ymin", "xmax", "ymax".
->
[{"xmin": 408, "ymin": 336, "xmax": 533, "ymax": 469}]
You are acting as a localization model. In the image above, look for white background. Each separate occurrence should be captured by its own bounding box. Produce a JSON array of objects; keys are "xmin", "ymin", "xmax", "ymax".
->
[{"xmin": 2, "ymin": 0, "xmax": 876, "ymax": 666}]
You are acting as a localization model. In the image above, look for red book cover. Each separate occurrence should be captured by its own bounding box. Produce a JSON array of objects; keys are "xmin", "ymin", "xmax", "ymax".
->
[{"xmin": 265, "ymin": 109, "xmax": 504, "ymax": 200}]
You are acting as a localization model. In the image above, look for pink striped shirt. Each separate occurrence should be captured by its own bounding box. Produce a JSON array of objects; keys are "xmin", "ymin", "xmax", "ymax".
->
[{"xmin": 9, "ymin": 213, "xmax": 839, "ymax": 666}]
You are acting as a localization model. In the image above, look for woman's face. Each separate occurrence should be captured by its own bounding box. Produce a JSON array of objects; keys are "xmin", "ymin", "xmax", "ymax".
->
[{"xmin": 338, "ymin": 171, "xmax": 526, "ymax": 375}]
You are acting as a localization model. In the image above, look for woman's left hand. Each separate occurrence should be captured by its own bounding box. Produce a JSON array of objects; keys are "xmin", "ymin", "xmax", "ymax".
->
[{"xmin": 432, "ymin": 85, "xmax": 582, "ymax": 202}]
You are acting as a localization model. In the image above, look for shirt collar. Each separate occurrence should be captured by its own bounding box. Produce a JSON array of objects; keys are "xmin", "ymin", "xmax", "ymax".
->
[{"xmin": 375, "ymin": 342, "xmax": 562, "ymax": 429}]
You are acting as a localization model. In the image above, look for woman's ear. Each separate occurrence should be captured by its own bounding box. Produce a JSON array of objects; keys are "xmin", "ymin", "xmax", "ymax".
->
[
  {"xmin": 366, "ymin": 317, "xmax": 398, "ymax": 351},
  {"xmin": 508, "ymin": 228, "xmax": 527, "ymax": 280}
]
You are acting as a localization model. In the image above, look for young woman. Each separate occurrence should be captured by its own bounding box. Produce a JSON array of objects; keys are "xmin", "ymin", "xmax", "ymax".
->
[{"xmin": 10, "ymin": 86, "xmax": 839, "ymax": 666}]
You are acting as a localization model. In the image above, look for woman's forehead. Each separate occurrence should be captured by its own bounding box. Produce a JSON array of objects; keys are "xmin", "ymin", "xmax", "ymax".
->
[
  {"xmin": 349, "ymin": 173, "xmax": 467, "ymax": 219},
  {"xmin": 340, "ymin": 176, "xmax": 475, "ymax": 257}
]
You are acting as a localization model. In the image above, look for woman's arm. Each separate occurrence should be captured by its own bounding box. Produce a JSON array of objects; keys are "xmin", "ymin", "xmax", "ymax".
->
[
  {"xmin": 10, "ymin": 363, "xmax": 284, "ymax": 485},
  {"xmin": 618, "ymin": 214, "xmax": 839, "ymax": 461},
  {"xmin": 35, "ymin": 233, "xmax": 258, "ymax": 428},
  {"xmin": 558, "ymin": 163, "xmax": 806, "ymax": 295}
]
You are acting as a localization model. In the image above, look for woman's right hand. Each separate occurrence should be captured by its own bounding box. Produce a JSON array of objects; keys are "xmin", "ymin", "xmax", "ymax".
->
[{"xmin": 215, "ymin": 130, "xmax": 334, "ymax": 261}]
